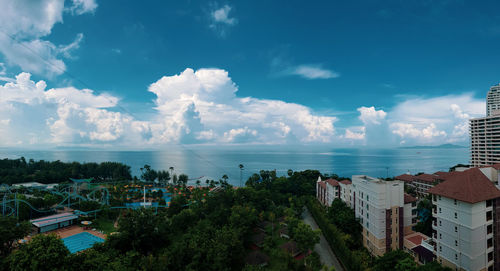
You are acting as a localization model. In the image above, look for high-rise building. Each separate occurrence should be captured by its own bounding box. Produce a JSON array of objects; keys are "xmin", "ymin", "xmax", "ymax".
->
[
  {"xmin": 470, "ymin": 84, "xmax": 500, "ymax": 167},
  {"xmin": 351, "ymin": 175, "xmax": 416, "ymax": 256},
  {"xmin": 428, "ymin": 168, "xmax": 500, "ymax": 271},
  {"xmin": 487, "ymin": 84, "xmax": 500, "ymax": 117}
]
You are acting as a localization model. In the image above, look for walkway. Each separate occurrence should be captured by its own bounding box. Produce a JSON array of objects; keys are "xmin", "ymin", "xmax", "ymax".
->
[{"xmin": 302, "ymin": 208, "xmax": 344, "ymax": 271}]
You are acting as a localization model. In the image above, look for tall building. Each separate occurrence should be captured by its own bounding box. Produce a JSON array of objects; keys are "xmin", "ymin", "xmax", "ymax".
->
[
  {"xmin": 487, "ymin": 84, "xmax": 500, "ymax": 117},
  {"xmin": 428, "ymin": 168, "xmax": 500, "ymax": 271},
  {"xmin": 470, "ymin": 84, "xmax": 500, "ymax": 167},
  {"xmin": 352, "ymin": 175, "xmax": 416, "ymax": 256}
]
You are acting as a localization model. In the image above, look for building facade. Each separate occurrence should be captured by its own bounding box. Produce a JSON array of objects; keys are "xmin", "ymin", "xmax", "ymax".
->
[
  {"xmin": 429, "ymin": 168, "xmax": 500, "ymax": 271},
  {"xmin": 339, "ymin": 179, "xmax": 352, "ymax": 207},
  {"xmin": 352, "ymin": 175, "xmax": 406, "ymax": 256},
  {"xmin": 316, "ymin": 177, "xmax": 340, "ymax": 207},
  {"xmin": 487, "ymin": 84, "xmax": 500, "ymax": 117}
]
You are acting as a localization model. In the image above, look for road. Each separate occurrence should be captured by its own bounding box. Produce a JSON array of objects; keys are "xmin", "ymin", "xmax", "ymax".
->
[{"xmin": 302, "ymin": 207, "xmax": 344, "ymax": 271}]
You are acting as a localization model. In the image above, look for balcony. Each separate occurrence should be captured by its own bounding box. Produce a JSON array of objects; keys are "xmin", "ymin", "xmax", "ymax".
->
[{"xmin": 487, "ymin": 211, "xmax": 493, "ymax": 222}]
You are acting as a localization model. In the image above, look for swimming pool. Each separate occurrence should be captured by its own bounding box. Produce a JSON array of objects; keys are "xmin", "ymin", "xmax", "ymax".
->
[{"xmin": 62, "ymin": 232, "xmax": 105, "ymax": 253}]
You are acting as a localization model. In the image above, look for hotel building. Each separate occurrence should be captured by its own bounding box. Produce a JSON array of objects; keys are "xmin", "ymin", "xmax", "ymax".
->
[
  {"xmin": 429, "ymin": 168, "xmax": 500, "ymax": 271},
  {"xmin": 316, "ymin": 177, "xmax": 340, "ymax": 207}
]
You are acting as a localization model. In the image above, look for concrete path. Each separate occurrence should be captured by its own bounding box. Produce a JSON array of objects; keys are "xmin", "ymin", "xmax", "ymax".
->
[{"xmin": 302, "ymin": 208, "xmax": 344, "ymax": 271}]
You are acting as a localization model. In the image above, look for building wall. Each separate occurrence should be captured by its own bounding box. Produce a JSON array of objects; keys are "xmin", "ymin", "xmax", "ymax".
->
[
  {"xmin": 433, "ymin": 196, "xmax": 494, "ymax": 271},
  {"xmin": 352, "ymin": 175, "xmax": 405, "ymax": 255},
  {"xmin": 339, "ymin": 183, "xmax": 352, "ymax": 208},
  {"xmin": 470, "ymin": 115, "xmax": 500, "ymax": 167},
  {"xmin": 404, "ymin": 202, "xmax": 417, "ymax": 235}
]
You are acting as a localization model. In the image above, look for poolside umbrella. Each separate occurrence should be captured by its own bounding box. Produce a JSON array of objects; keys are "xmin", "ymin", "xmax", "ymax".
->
[{"xmin": 81, "ymin": 221, "xmax": 92, "ymax": 226}]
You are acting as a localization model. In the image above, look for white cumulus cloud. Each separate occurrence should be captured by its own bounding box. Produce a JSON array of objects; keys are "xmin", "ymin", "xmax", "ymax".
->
[
  {"xmin": 288, "ymin": 64, "xmax": 339, "ymax": 80},
  {"xmin": 358, "ymin": 106, "xmax": 387, "ymax": 125},
  {"xmin": 0, "ymin": 0, "xmax": 94, "ymax": 77}
]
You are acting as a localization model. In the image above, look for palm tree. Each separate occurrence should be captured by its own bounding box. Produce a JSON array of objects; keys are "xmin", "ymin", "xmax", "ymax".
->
[{"xmin": 239, "ymin": 164, "xmax": 244, "ymax": 187}]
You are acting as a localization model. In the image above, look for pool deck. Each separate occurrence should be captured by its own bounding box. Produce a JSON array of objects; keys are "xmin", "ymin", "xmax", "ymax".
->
[{"xmin": 51, "ymin": 225, "xmax": 107, "ymax": 239}]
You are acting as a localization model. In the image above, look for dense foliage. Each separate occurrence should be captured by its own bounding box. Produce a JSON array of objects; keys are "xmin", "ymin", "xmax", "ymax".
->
[{"xmin": 0, "ymin": 158, "xmax": 132, "ymax": 184}]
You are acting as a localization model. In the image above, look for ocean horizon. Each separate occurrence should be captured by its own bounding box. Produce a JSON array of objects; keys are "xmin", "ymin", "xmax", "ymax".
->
[{"xmin": 0, "ymin": 146, "xmax": 469, "ymax": 186}]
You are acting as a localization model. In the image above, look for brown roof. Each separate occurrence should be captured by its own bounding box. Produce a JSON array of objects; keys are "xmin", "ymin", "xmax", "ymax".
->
[
  {"xmin": 491, "ymin": 164, "xmax": 500, "ymax": 170},
  {"xmin": 339, "ymin": 179, "xmax": 352, "ymax": 185},
  {"xmin": 325, "ymin": 179, "xmax": 339, "ymax": 187},
  {"xmin": 428, "ymin": 168, "xmax": 500, "ymax": 203},
  {"xmin": 404, "ymin": 193, "xmax": 417, "ymax": 204},
  {"xmin": 245, "ymin": 251, "xmax": 270, "ymax": 266},
  {"xmin": 395, "ymin": 174, "xmax": 414, "ymax": 183},
  {"xmin": 413, "ymin": 174, "xmax": 437, "ymax": 184}
]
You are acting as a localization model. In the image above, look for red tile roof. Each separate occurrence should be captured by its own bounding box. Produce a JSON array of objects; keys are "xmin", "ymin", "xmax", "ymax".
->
[
  {"xmin": 433, "ymin": 171, "xmax": 451, "ymax": 178},
  {"xmin": 339, "ymin": 179, "xmax": 352, "ymax": 185},
  {"xmin": 413, "ymin": 174, "xmax": 437, "ymax": 184},
  {"xmin": 395, "ymin": 174, "xmax": 414, "ymax": 183},
  {"xmin": 325, "ymin": 179, "xmax": 339, "ymax": 187},
  {"xmin": 406, "ymin": 234, "xmax": 427, "ymax": 246},
  {"xmin": 404, "ymin": 193, "xmax": 417, "ymax": 204},
  {"xmin": 491, "ymin": 164, "xmax": 500, "ymax": 170},
  {"xmin": 428, "ymin": 168, "xmax": 500, "ymax": 203}
]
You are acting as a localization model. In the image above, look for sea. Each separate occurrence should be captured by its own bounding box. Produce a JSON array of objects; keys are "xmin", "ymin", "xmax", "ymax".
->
[{"xmin": 0, "ymin": 146, "xmax": 469, "ymax": 186}]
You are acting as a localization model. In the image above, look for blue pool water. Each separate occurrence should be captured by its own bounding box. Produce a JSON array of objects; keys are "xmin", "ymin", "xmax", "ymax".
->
[{"xmin": 62, "ymin": 232, "xmax": 105, "ymax": 253}]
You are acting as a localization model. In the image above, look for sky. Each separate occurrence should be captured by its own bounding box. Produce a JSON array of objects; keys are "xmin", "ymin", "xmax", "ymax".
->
[{"xmin": 0, "ymin": 0, "xmax": 499, "ymax": 149}]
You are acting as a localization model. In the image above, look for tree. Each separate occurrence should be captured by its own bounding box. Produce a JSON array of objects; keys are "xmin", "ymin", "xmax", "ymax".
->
[
  {"xmin": 140, "ymin": 165, "xmax": 157, "ymax": 183},
  {"xmin": 287, "ymin": 169, "xmax": 293, "ymax": 177},
  {"xmin": 178, "ymin": 174, "xmax": 188, "ymax": 186},
  {"xmin": 292, "ymin": 222, "xmax": 320, "ymax": 252},
  {"xmin": 373, "ymin": 250, "xmax": 413, "ymax": 271},
  {"xmin": 0, "ymin": 216, "xmax": 31, "ymax": 257},
  {"xmin": 7, "ymin": 234, "xmax": 69, "ymax": 271},
  {"xmin": 395, "ymin": 257, "xmax": 417, "ymax": 271}
]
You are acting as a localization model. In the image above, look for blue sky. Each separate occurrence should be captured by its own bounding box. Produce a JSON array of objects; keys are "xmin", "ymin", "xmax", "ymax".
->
[{"xmin": 0, "ymin": 0, "xmax": 499, "ymax": 148}]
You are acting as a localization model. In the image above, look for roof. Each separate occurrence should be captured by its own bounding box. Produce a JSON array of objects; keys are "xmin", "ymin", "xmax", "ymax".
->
[
  {"xmin": 245, "ymin": 251, "xmax": 270, "ymax": 266},
  {"xmin": 395, "ymin": 174, "xmax": 414, "ymax": 183},
  {"xmin": 318, "ymin": 181, "xmax": 327, "ymax": 190},
  {"xmin": 413, "ymin": 174, "xmax": 437, "ymax": 184},
  {"xmin": 428, "ymin": 168, "xmax": 500, "ymax": 203},
  {"xmin": 280, "ymin": 241, "xmax": 300, "ymax": 256},
  {"xmin": 433, "ymin": 171, "xmax": 451, "ymax": 178},
  {"xmin": 31, "ymin": 212, "xmax": 78, "ymax": 228},
  {"xmin": 406, "ymin": 233, "xmax": 427, "ymax": 246},
  {"xmin": 325, "ymin": 179, "xmax": 339, "ymax": 187},
  {"xmin": 11, "ymin": 182, "xmax": 45, "ymax": 187},
  {"xmin": 404, "ymin": 193, "xmax": 417, "ymax": 204},
  {"xmin": 339, "ymin": 179, "xmax": 352, "ymax": 185},
  {"xmin": 491, "ymin": 164, "xmax": 500, "ymax": 170}
]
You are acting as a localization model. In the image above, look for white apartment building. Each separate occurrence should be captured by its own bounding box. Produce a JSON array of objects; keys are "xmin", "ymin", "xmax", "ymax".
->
[
  {"xmin": 339, "ymin": 179, "xmax": 352, "ymax": 207},
  {"xmin": 429, "ymin": 168, "xmax": 500, "ymax": 271},
  {"xmin": 316, "ymin": 177, "xmax": 340, "ymax": 207},
  {"xmin": 352, "ymin": 175, "xmax": 409, "ymax": 256}
]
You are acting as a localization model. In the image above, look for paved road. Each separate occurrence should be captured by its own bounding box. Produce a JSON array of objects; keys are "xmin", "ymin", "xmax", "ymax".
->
[{"xmin": 302, "ymin": 208, "xmax": 344, "ymax": 271}]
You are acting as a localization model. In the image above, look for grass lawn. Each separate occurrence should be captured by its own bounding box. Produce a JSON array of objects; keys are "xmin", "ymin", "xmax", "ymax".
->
[{"xmin": 92, "ymin": 217, "xmax": 116, "ymax": 234}]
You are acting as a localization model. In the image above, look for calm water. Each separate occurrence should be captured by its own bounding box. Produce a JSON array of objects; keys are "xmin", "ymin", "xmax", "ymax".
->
[{"xmin": 0, "ymin": 146, "xmax": 469, "ymax": 186}]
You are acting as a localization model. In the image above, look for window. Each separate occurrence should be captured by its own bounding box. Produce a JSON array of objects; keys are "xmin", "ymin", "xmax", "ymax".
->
[
  {"xmin": 488, "ymin": 252, "xmax": 493, "ymax": 262},
  {"xmin": 487, "ymin": 200, "xmax": 492, "ymax": 207},
  {"xmin": 367, "ymin": 205, "xmax": 369, "ymax": 210},
  {"xmin": 455, "ymin": 240, "xmax": 458, "ymax": 246},
  {"xmin": 439, "ymin": 246, "xmax": 442, "ymax": 252},
  {"xmin": 439, "ymin": 196, "xmax": 441, "ymax": 200},
  {"xmin": 366, "ymin": 222, "xmax": 369, "ymax": 228},
  {"xmin": 487, "ymin": 211, "xmax": 493, "ymax": 221},
  {"xmin": 488, "ymin": 238, "xmax": 493, "ymax": 248},
  {"xmin": 455, "ymin": 254, "xmax": 458, "ymax": 260},
  {"xmin": 455, "ymin": 226, "xmax": 457, "ymax": 233},
  {"xmin": 367, "ymin": 195, "xmax": 369, "ymax": 201},
  {"xmin": 439, "ymin": 220, "xmax": 442, "ymax": 226},
  {"xmin": 454, "ymin": 199, "xmax": 457, "ymax": 205},
  {"xmin": 439, "ymin": 207, "xmax": 442, "ymax": 213},
  {"xmin": 367, "ymin": 213, "xmax": 369, "ymax": 219},
  {"xmin": 488, "ymin": 224, "xmax": 493, "ymax": 234},
  {"xmin": 454, "ymin": 212, "xmax": 458, "ymax": 219},
  {"xmin": 439, "ymin": 233, "xmax": 442, "ymax": 239}
]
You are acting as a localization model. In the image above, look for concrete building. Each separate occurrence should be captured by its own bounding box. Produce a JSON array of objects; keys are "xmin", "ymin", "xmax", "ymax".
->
[
  {"xmin": 428, "ymin": 168, "xmax": 500, "ymax": 271},
  {"xmin": 339, "ymin": 179, "xmax": 352, "ymax": 207},
  {"xmin": 395, "ymin": 173, "xmax": 445, "ymax": 197},
  {"xmin": 316, "ymin": 177, "xmax": 340, "ymax": 207},
  {"xmin": 352, "ymin": 175, "xmax": 407, "ymax": 256},
  {"xmin": 471, "ymin": 84, "xmax": 500, "ymax": 167},
  {"xmin": 487, "ymin": 84, "xmax": 500, "ymax": 117},
  {"xmin": 404, "ymin": 194, "xmax": 418, "ymax": 235}
]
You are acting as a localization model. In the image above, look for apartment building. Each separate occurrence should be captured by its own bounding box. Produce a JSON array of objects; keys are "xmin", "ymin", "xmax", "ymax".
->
[
  {"xmin": 487, "ymin": 83, "xmax": 500, "ymax": 117},
  {"xmin": 339, "ymin": 179, "xmax": 352, "ymax": 207},
  {"xmin": 352, "ymin": 175, "xmax": 409, "ymax": 256},
  {"xmin": 395, "ymin": 173, "xmax": 445, "ymax": 197},
  {"xmin": 428, "ymin": 168, "xmax": 500, "ymax": 271},
  {"xmin": 316, "ymin": 177, "xmax": 340, "ymax": 207}
]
